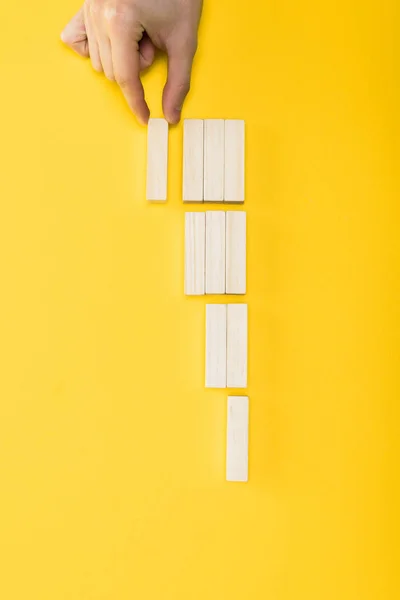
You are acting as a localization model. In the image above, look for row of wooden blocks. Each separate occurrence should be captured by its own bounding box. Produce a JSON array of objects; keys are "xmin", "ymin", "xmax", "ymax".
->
[
  {"xmin": 206, "ymin": 304, "xmax": 248, "ymax": 389},
  {"xmin": 185, "ymin": 211, "xmax": 246, "ymax": 295},
  {"xmin": 146, "ymin": 119, "xmax": 245, "ymax": 203}
]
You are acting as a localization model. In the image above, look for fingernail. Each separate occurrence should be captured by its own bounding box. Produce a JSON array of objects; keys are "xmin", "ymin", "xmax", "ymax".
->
[
  {"xmin": 60, "ymin": 25, "xmax": 70, "ymax": 43},
  {"xmin": 171, "ymin": 109, "xmax": 182, "ymax": 125},
  {"xmin": 138, "ymin": 115, "xmax": 149, "ymax": 127}
]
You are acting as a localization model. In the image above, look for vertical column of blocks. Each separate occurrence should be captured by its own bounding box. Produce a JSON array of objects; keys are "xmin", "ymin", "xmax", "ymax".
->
[
  {"xmin": 224, "ymin": 120, "xmax": 245, "ymax": 203},
  {"xmin": 185, "ymin": 212, "xmax": 205, "ymax": 295},
  {"xmin": 206, "ymin": 211, "xmax": 226, "ymax": 294},
  {"xmin": 226, "ymin": 396, "xmax": 249, "ymax": 482},
  {"xmin": 227, "ymin": 304, "xmax": 248, "ymax": 388},
  {"xmin": 146, "ymin": 118, "xmax": 168, "ymax": 201},
  {"xmin": 205, "ymin": 304, "xmax": 227, "ymax": 388},
  {"xmin": 204, "ymin": 119, "xmax": 225, "ymax": 202},
  {"xmin": 183, "ymin": 119, "xmax": 204, "ymax": 202},
  {"xmin": 226, "ymin": 211, "xmax": 246, "ymax": 294}
]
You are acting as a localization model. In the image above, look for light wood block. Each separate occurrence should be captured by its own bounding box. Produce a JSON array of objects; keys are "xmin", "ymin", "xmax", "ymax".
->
[
  {"xmin": 224, "ymin": 120, "xmax": 245, "ymax": 203},
  {"xmin": 206, "ymin": 211, "xmax": 226, "ymax": 294},
  {"xmin": 206, "ymin": 304, "xmax": 227, "ymax": 388},
  {"xmin": 185, "ymin": 212, "xmax": 205, "ymax": 295},
  {"xmin": 227, "ymin": 304, "xmax": 248, "ymax": 388},
  {"xmin": 183, "ymin": 119, "xmax": 204, "ymax": 202},
  {"xmin": 204, "ymin": 119, "xmax": 224, "ymax": 202},
  {"xmin": 226, "ymin": 211, "xmax": 246, "ymax": 294},
  {"xmin": 146, "ymin": 118, "xmax": 168, "ymax": 201},
  {"xmin": 226, "ymin": 396, "xmax": 249, "ymax": 482}
]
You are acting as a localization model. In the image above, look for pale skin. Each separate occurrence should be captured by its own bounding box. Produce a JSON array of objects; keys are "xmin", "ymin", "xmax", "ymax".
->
[{"xmin": 61, "ymin": 0, "xmax": 203, "ymax": 125}]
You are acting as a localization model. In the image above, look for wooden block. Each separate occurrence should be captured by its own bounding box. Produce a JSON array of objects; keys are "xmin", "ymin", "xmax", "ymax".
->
[
  {"xmin": 226, "ymin": 211, "xmax": 246, "ymax": 294},
  {"xmin": 226, "ymin": 396, "xmax": 249, "ymax": 482},
  {"xmin": 183, "ymin": 119, "xmax": 204, "ymax": 202},
  {"xmin": 206, "ymin": 211, "xmax": 226, "ymax": 294},
  {"xmin": 146, "ymin": 118, "xmax": 168, "ymax": 201},
  {"xmin": 185, "ymin": 212, "xmax": 205, "ymax": 295},
  {"xmin": 206, "ymin": 304, "xmax": 227, "ymax": 388},
  {"xmin": 227, "ymin": 304, "xmax": 248, "ymax": 388},
  {"xmin": 204, "ymin": 119, "xmax": 224, "ymax": 202},
  {"xmin": 224, "ymin": 120, "xmax": 245, "ymax": 203}
]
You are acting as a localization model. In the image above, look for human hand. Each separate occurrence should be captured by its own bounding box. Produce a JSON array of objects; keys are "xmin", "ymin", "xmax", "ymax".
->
[{"xmin": 61, "ymin": 0, "xmax": 203, "ymax": 125}]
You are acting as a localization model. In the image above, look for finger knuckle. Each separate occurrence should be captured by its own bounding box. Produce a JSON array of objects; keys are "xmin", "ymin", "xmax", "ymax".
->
[
  {"xmin": 175, "ymin": 32, "xmax": 198, "ymax": 57},
  {"xmin": 108, "ymin": 5, "xmax": 137, "ymax": 30},
  {"xmin": 115, "ymin": 74, "xmax": 135, "ymax": 89},
  {"xmin": 177, "ymin": 80, "xmax": 191, "ymax": 96}
]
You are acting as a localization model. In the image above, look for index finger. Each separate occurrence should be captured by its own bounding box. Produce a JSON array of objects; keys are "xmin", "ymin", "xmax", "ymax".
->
[{"xmin": 110, "ymin": 27, "xmax": 150, "ymax": 125}]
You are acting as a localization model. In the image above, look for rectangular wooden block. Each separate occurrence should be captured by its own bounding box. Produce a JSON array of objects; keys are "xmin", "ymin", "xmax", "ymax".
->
[
  {"xmin": 226, "ymin": 211, "xmax": 246, "ymax": 294},
  {"xmin": 224, "ymin": 120, "xmax": 245, "ymax": 203},
  {"xmin": 146, "ymin": 118, "xmax": 168, "ymax": 201},
  {"xmin": 206, "ymin": 304, "xmax": 227, "ymax": 388},
  {"xmin": 183, "ymin": 119, "xmax": 204, "ymax": 202},
  {"xmin": 204, "ymin": 119, "xmax": 224, "ymax": 202},
  {"xmin": 227, "ymin": 304, "xmax": 248, "ymax": 388},
  {"xmin": 206, "ymin": 211, "xmax": 226, "ymax": 294},
  {"xmin": 226, "ymin": 396, "xmax": 249, "ymax": 482},
  {"xmin": 185, "ymin": 212, "xmax": 205, "ymax": 295}
]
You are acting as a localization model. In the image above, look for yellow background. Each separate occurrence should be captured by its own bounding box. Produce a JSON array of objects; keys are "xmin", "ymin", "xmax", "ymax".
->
[{"xmin": 0, "ymin": 1, "xmax": 398, "ymax": 598}]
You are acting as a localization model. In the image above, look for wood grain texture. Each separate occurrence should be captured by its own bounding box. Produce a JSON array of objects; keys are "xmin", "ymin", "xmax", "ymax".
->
[
  {"xmin": 224, "ymin": 120, "xmax": 245, "ymax": 203},
  {"xmin": 204, "ymin": 119, "xmax": 225, "ymax": 202},
  {"xmin": 226, "ymin": 211, "xmax": 246, "ymax": 294},
  {"xmin": 183, "ymin": 119, "xmax": 204, "ymax": 202},
  {"xmin": 206, "ymin": 211, "xmax": 226, "ymax": 294},
  {"xmin": 226, "ymin": 395, "xmax": 249, "ymax": 482},
  {"xmin": 146, "ymin": 118, "xmax": 168, "ymax": 201},
  {"xmin": 227, "ymin": 304, "xmax": 248, "ymax": 388},
  {"xmin": 185, "ymin": 212, "xmax": 205, "ymax": 295},
  {"xmin": 206, "ymin": 304, "xmax": 227, "ymax": 388}
]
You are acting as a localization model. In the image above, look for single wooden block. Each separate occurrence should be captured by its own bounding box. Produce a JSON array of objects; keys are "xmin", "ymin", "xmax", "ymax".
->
[
  {"xmin": 146, "ymin": 118, "xmax": 168, "ymax": 201},
  {"xmin": 226, "ymin": 211, "xmax": 246, "ymax": 294},
  {"xmin": 183, "ymin": 119, "xmax": 204, "ymax": 202},
  {"xmin": 206, "ymin": 304, "xmax": 227, "ymax": 388},
  {"xmin": 206, "ymin": 211, "xmax": 226, "ymax": 294},
  {"xmin": 204, "ymin": 119, "xmax": 224, "ymax": 202},
  {"xmin": 227, "ymin": 304, "xmax": 248, "ymax": 388},
  {"xmin": 224, "ymin": 120, "xmax": 245, "ymax": 203},
  {"xmin": 185, "ymin": 212, "xmax": 205, "ymax": 295},
  {"xmin": 226, "ymin": 396, "xmax": 249, "ymax": 482}
]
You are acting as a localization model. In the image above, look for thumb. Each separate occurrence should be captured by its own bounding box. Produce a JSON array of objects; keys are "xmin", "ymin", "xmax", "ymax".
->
[
  {"xmin": 163, "ymin": 44, "xmax": 196, "ymax": 124},
  {"xmin": 61, "ymin": 8, "xmax": 89, "ymax": 58}
]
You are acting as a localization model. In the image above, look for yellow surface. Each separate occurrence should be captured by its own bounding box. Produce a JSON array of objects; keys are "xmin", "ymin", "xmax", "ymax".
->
[{"xmin": 0, "ymin": 1, "xmax": 398, "ymax": 599}]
